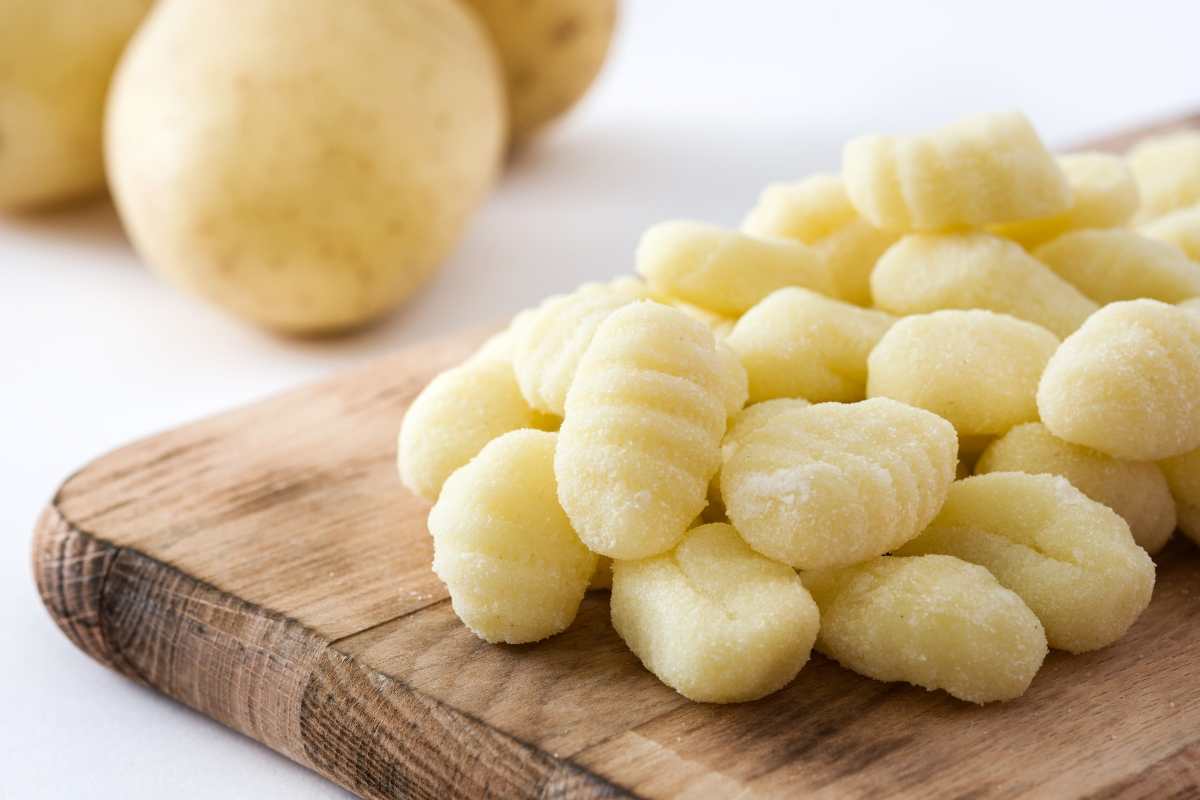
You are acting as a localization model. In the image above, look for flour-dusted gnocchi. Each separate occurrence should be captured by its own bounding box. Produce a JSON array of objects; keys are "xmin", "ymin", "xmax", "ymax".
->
[
  {"xmin": 1034, "ymin": 230, "xmax": 1200, "ymax": 305},
  {"xmin": 843, "ymin": 111, "xmax": 1070, "ymax": 231},
  {"xmin": 870, "ymin": 233, "xmax": 1098, "ymax": 337},
  {"xmin": 726, "ymin": 288, "xmax": 894, "ymax": 404},
  {"xmin": 1160, "ymin": 449, "xmax": 1200, "ymax": 545},
  {"xmin": 868, "ymin": 310, "xmax": 1059, "ymax": 439},
  {"xmin": 556, "ymin": 301, "xmax": 730, "ymax": 559},
  {"xmin": 722, "ymin": 397, "xmax": 957, "ymax": 569},
  {"xmin": 512, "ymin": 277, "xmax": 650, "ymax": 415},
  {"xmin": 398, "ymin": 357, "xmax": 540, "ymax": 501},
  {"xmin": 1128, "ymin": 131, "xmax": 1200, "ymax": 220},
  {"xmin": 741, "ymin": 174, "xmax": 898, "ymax": 305},
  {"xmin": 428, "ymin": 430, "xmax": 596, "ymax": 644},
  {"xmin": 1038, "ymin": 299, "xmax": 1200, "ymax": 461},
  {"xmin": 802, "ymin": 555, "xmax": 1047, "ymax": 704},
  {"xmin": 1183, "ymin": 297, "xmax": 1200, "ymax": 315},
  {"xmin": 976, "ymin": 423, "xmax": 1176, "ymax": 554},
  {"xmin": 611, "ymin": 523, "xmax": 819, "ymax": 703},
  {"xmin": 991, "ymin": 153, "xmax": 1139, "ymax": 247},
  {"xmin": 1141, "ymin": 206, "xmax": 1200, "ymax": 262},
  {"xmin": 714, "ymin": 342, "xmax": 750, "ymax": 417},
  {"xmin": 710, "ymin": 398, "xmax": 811, "ymax": 511},
  {"xmin": 636, "ymin": 220, "xmax": 835, "ymax": 316},
  {"xmin": 896, "ymin": 473, "xmax": 1156, "ymax": 653}
]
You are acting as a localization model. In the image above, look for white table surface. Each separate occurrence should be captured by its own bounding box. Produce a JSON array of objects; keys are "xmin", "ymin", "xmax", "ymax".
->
[{"xmin": 3, "ymin": 1, "xmax": 1198, "ymax": 796}]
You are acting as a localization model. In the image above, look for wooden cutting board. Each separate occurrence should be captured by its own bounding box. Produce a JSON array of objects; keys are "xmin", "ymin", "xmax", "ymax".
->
[{"xmin": 33, "ymin": 113, "xmax": 1200, "ymax": 800}]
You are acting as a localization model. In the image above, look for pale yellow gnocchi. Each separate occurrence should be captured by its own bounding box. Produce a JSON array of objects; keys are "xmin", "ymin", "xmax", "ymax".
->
[
  {"xmin": 1128, "ymin": 131, "xmax": 1200, "ymax": 220},
  {"xmin": 611, "ymin": 523, "xmax": 820, "ymax": 703},
  {"xmin": 1034, "ymin": 229, "xmax": 1200, "ymax": 305},
  {"xmin": 867, "ymin": 310, "xmax": 1059, "ymax": 438},
  {"xmin": 870, "ymin": 232, "xmax": 1098, "ymax": 337},
  {"xmin": 636, "ymin": 220, "xmax": 835, "ymax": 316},
  {"xmin": 976, "ymin": 422, "xmax": 1176, "ymax": 554},
  {"xmin": 721, "ymin": 397, "xmax": 957, "ymax": 570},
  {"xmin": 802, "ymin": 555, "xmax": 1047, "ymax": 704},
  {"xmin": 1037, "ymin": 299, "xmax": 1200, "ymax": 461},
  {"xmin": 896, "ymin": 473, "xmax": 1156, "ymax": 653},
  {"xmin": 843, "ymin": 111, "xmax": 1070, "ymax": 231},
  {"xmin": 556, "ymin": 301, "xmax": 730, "ymax": 559},
  {"xmin": 726, "ymin": 287, "xmax": 894, "ymax": 404},
  {"xmin": 1141, "ymin": 206, "xmax": 1200, "ymax": 262},
  {"xmin": 428, "ymin": 430, "xmax": 596, "ymax": 644},
  {"xmin": 1159, "ymin": 449, "xmax": 1200, "ymax": 546},
  {"xmin": 741, "ymin": 174, "xmax": 898, "ymax": 305}
]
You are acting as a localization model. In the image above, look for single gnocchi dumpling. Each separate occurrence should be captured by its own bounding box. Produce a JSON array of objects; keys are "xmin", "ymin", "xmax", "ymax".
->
[
  {"xmin": 801, "ymin": 555, "xmax": 1047, "ymax": 704},
  {"xmin": 556, "ymin": 302, "xmax": 730, "ymax": 559},
  {"xmin": 741, "ymin": 174, "xmax": 898, "ymax": 305},
  {"xmin": 867, "ymin": 310, "xmax": 1059, "ymax": 439},
  {"xmin": 1034, "ymin": 230, "xmax": 1200, "ymax": 305},
  {"xmin": 1038, "ymin": 299, "xmax": 1200, "ymax": 461},
  {"xmin": 398, "ymin": 357, "xmax": 540, "ymax": 501},
  {"xmin": 1128, "ymin": 131, "xmax": 1200, "ymax": 220},
  {"xmin": 1160, "ymin": 449, "xmax": 1200, "ymax": 546},
  {"xmin": 636, "ymin": 220, "xmax": 835, "ymax": 316},
  {"xmin": 722, "ymin": 397, "xmax": 957, "ymax": 569},
  {"xmin": 512, "ymin": 277, "xmax": 650, "ymax": 415},
  {"xmin": 991, "ymin": 153, "xmax": 1139, "ymax": 248},
  {"xmin": 870, "ymin": 232, "xmax": 1098, "ymax": 338},
  {"xmin": 611, "ymin": 523, "xmax": 819, "ymax": 703},
  {"xmin": 896, "ymin": 473, "xmax": 1156, "ymax": 653},
  {"xmin": 725, "ymin": 287, "xmax": 894, "ymax": 404},
  {"xmin": 843, "ymin": 111, "xmax": 1070, "ymax": 231},
  {"xmin": 428, "ymin": 430, "xmax": 596, "ymax": 644},
  {"xmin": 976, "ymin": 423, "xmax": 1176, "ymax": 554},
  {"xmin": 1141, "ymin": 206, "xmax": 1200, "ymax": 262}
]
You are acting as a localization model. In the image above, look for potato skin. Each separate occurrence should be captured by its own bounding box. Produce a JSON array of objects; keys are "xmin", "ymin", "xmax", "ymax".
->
[
  {"xmin": 0, "ymin": 0, "xmax": 152, "ymax": 210},
  {"xmin": 106, "ymin": 0, "xmax": 505, "ymax": 333},
  {"xmin": 462, "ymin": 0, "xmax": 616, "ymax": 143}
]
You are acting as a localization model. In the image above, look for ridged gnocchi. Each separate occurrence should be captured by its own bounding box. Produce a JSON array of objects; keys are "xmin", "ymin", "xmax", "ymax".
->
[
  {"xmin": 1034, "ymin": 229, "xmax": 1200, "ymax": 305},
  {"xmin": 1037, "ymin": 299, "xmax": 1200, "ymax": 461},
  {"xmin": 843, "ymin": 111, "xmax": 1070, "ymax": 231},
  {"xmin": 741, "ymin": 174, "xmax": 898, "ymax": 305},
  {"xmin": 726, "ymin": 287, "xmax": 894, "ymax": 404},
  {"xmin": 976, "ymin": 422, "xmax": 1176, "ymax": 554},
  {"xmin": 867, "ymin": 310, "xmax": 1059, "ymax": 438},
  {"xmin": 636, "ymin": 220, "xmax": 835, "ymax": 316},
  {"xmin": 555, "ymin": 302, "xmax": 730, "ymax": 559},
  {"xmin": 896, "ymin": 473, "xmax": 1156, "ymax": 653},
  {"xmin": 991, "ymin": 153, "xmax": 1139, "ymax": 247},
  {"xmin": 1128, "ymin": 131, "xmax": 1200, "ymax": 220},
  {"xmin": 802, "ymin": 555, "xmax": 1047, "ymax": 704},
  {"xmin": 870, "ymin": 232, "xmax": 1098, "ymax": 337},
  {"xmin": 611, "ymin": 523, "xmax": 820, "ymax": 703},
  {"xmin": 1160, "ymin": 449, "xmax": 1200, "ymax": 546},
  {"xmin": 1141, "ymin": 206, "xmax": 1200, "ymax": 262},
  {"xmin": 721, "ymin": 397, "xmax": 957, "ymax": 569},
  {"xmin": 428, "ymin": 430, "xmax": 596, "ymax": 644}
]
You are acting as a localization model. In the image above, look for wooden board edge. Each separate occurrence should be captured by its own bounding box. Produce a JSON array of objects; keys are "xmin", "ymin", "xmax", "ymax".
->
[{"xmin": 30, "ymin": 498, "xmax": 638, "ymax": 800}]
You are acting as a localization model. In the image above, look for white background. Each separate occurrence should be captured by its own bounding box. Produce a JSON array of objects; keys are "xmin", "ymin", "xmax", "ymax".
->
[{"xmin": 3, "ymin": 1, "xmax": 1198, "ymax": 796}]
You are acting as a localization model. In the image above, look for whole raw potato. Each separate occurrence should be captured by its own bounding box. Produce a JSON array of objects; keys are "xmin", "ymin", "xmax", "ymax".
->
[
  {"xmin": 0, "ymin": 0, "xmax": 152, "ymax": 210},
  {"xmin": 107, "ymin": 0, "xmax": 506, "ymax": 333},
  {"xmin": 462, "ymin": 0, "xmax": 616, "ymax": 143}
]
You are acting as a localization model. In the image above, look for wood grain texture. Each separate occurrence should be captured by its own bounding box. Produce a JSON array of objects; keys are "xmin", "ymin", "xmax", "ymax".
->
[{"xmin": 33, "ymin": 114, "xmax": 1200, "ymax": 799}]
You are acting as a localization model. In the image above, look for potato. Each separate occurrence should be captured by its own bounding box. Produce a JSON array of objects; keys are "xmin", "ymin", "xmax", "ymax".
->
[
  {"xmin": 0, "ymin": 0, "xmax": 152, "ymax": 210},
  {"xmin": 462, "ymin": 0, "xmax": 616, "ymax": 143},
  {"xmin": 106, "ymin": 0, "xmax": 505, "ymax": 333}
]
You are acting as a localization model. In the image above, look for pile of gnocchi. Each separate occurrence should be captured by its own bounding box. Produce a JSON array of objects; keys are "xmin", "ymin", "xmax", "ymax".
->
[{"xmin": 398, "ymin": 111, "xmax": 1200, "ymax": 705}]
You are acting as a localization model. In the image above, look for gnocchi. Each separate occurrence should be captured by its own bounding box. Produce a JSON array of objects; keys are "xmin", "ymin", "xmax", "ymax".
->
[
  {"xmin": 1141, "ymin": 206, "xmax": 1200, "ymax": 262},
  {"xmin": 1128, "ymin": 131, "xmax": 1200, "ymax": 220},
  {"xmin": 1034, "ymin": 229, "xmax": 1200, "ymax": 305},
  {"xmin": 726, "ymin": 287, "xmax": 894, "ymax": 404},
  {"xmin": 1037, "ymin": 299, "xmax": 1200, "ymax": 461},
  {"xmin": 867, "ymin": 310, "xmax": 1059, "ymax": 438},
  {"xmin": 636, "ymin": 220, "xmax": 835, "ymax": 316},
  {"xmin": 741, "ymin": 174, "xmax": 898, "ymax": 305},
  {"xmin": 870, "ymin": 232, "xmax": 1098, "ymax": 337},
  {"xmin": 1160, "ymin": 449, "xmax": 1200, "ymax": 546},
  {"xmin": 843, "ymin": 111, "xmax": 1070, "ymax": 231},
  {"xmin": 611, "ymin": 523, "xmax": 820, "ymax": 703},
  {"xmin": 976, "ymin": 422, "xmax": 1176, "ymax": 554},
  {"xmin": 428, "ymin": 430, "xmax": 596, "ymax": 644},
  {"xmin": 721, "ymin": 397, "xmax": 957, "ymax": 569},
  {"xmin": 556, "ymin": 302, "xmax": 729, "ymax": 559},
  {"xmin": 896, "ymin": 473, "xmax": 1156, "ymax": 653},
  {"xmin": 801, "ymin": 555, "xmax": 1047, "ymax": 704}
]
